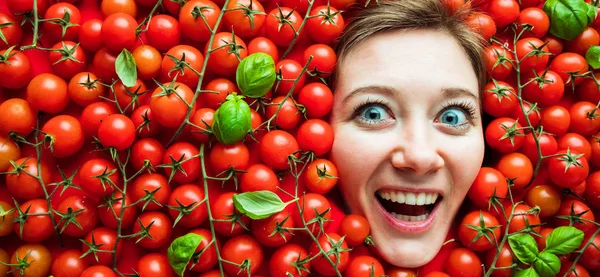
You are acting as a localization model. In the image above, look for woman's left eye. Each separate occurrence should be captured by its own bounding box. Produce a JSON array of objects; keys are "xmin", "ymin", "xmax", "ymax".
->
[{"xmin": 438, "ymin": 108, "xmax": 468, "ymax": 127}]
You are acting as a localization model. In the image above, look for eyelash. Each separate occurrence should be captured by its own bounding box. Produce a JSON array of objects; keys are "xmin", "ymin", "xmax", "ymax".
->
[{"xmin": 351, "ymin": 99, "xmax": 478, "ymax": 127}]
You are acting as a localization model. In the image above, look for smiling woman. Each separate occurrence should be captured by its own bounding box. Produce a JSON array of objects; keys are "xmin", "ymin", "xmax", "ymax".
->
[{"xmin": 329, "ymin": 0, "xmax": 488, "ymax": 269}]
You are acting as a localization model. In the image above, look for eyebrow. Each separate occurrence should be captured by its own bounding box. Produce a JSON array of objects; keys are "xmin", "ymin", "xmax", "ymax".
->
[{"xmin": 342, "ymin": 85, "xmax": 480, "ymax": 104}]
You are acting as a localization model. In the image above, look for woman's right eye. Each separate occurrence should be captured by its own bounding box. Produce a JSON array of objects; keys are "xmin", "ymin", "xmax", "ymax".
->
[{"xmin": 353, "ymin": 103, "xmax": 392, "ymax": 125}]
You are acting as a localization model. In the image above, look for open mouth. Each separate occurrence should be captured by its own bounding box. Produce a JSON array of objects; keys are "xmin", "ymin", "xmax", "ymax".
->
[{"xmin": 375, "ymin": 189, "xmax": 443, "ymax": 222}]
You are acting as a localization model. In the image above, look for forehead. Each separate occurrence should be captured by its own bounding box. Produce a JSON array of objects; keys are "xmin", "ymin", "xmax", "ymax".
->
[{"xmin": 335, "ymin": 29, "xmax": 479, "ymax": 99}]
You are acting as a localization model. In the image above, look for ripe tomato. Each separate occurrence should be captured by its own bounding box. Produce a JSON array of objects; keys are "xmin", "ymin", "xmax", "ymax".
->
[
  {"xmin": 265, "ymin": 96, "xmax": 301, "ymax": 130},
  {"xmin": 269, "ymin": 243, "xmax": 310, "ymax": 277},
  {"xmin": 304, "ymin": 158, "xmax": 338, "ymax": 195},
  {"xmin": 80, "ymin": 265, "xmax": 116, "ymax": 277},
  {"xmin": 190, "ymin": 108, "xmax": 215, "ymax": 143},
  {"xmin": 458, "ymin": 210, "xmax": 501, "ymax": 252},
  {"xmin": 565, "ymin": 26, "xmax": 600, "ymax": 56},
  {"xmin": 68, "ymin": 72, "xmax": 105, "ymax": 107},
  {"xmin": 48, "ymin": 41, "xmax": 87, "ymax": 80},
  {"xmin": 498, "ymin": 203, "xmax": 541, "ymax": 234},
  {"xmin": 150, "ymin": 81, "xmax": 196, "ymax": 128},
  {"xmin": 10, "ymin": 244, "xmax": 51, "ymax": 277},
  {"xmin": 130, "ymin": 137, "xmax": 165, "ymax": 172},
  {"xmin": 297, "ymin": 82, "xmax": 333, "ymax": 118},
  {"xmin": 296, "ymin": 119, "xmax": 334, "ymax": 156},
  {"xmin": 306, "ymin": 6, "xmax": 344, "ymax": 45},
  {"xmin": 168, "ymin": 184, "xmax": 208, "ymax": 228},
  {"xmin": 482, "ymin": 45, "xmax": 514, "ymax": 81},
  {"xmin": 485, "ymin": 117, "xmax": 524, "ymax": 153},
  {"xmin": 569, "ymin": 101, "xmax": 600, "ymax": 137},
  {"xmin": 161, "ymin": 45, "xmax": 204, "ymax": 89},
  {"xmin": 0, "ymin": 49, "xmax": 32, "ymax": 89},
  {"xmin": 0, "ymin": 136, "xmax": 20, "ymax": 173},
  {"xmin": 56, "ymin": 195, "xmax": 99, "ymax": 237},
  {"xmin": 558, "ymin": 132, "xmax": 592, "ymax": 161},
  {"xmin": 0, "ymin": 13, "xmax": 22, "ymax": 49},
  {"xmin": 444, "ymin": 247, "xmax": 482, "ymax": 277},
  {"xmin": 260, "ymin": 130, "xmax": 299, "ymax": 170},
  {"xmin": 515, "ymin": 37, "xmax": 550, "ymax": 74},
  {"xmin": 511, "ymin": 101, "xmax": 540, "ymax": 128},
  {"xmin": 0, "ymin": 201, "xmax": 16, "ymax": 237},
  {"xmin": 13, "ymin": 199, "xmax": 54, "ymax": 242},
  {"xmin": 485, "ymin": 0, "xmax": 520, "ymax": 28},
  {"xmin": 205, "ymin": 32, "xmax": 248, "ymax": 77},
  {"xmin": 558, "ymin": 262, "xmax": 591, "ymax": 277},
  {"xmin": 145, "ymin": 14, "xmax": 181, "ymax": 52},
  {"xmin": 524, "ymin": 184, "xmax": 561, "ymax": 218},
  {"xmin": 495, "ymin": 152, "xmax": 532, "ymax": 191},
  {"xmin": 163, "ymin": 142, "xmax": 201, "ymax": 184},
  {"xmin": 101, "ymin": 13, "xmax": 137, "ymax": 52},
  {"xmin": 310, "ymin": 233, "xmax": 350, "ymax": 276},
  {"xmin": 80, "ymin": 102, "xmax": 117, "ymax": 138},
  {"xmin": 179, "ymin": 0, "xmax": 221, "ymax": 42},
  {"xmin": 275, "ymin": 59, "xmax": 306, "ymax": 96},
  {"xmin": 101, "ymin": 0, "xmax": 138, "ymax": 17},
  {"xmin": 223, "ymin": 0, "xmax": 266, "ymax": 39},
  {"xmin": 467, "ymin": 167, "xmax": 508, "ymax": 210},
  {"xmin": 132, "ymin": 45, "xmax": 162, "ymax": 81},
  {"xmin": 294, "ymin": 193, "xmax": 332, "ymax": 236},
  {"xmin": 137, "ymin": 253, "xmax": 174, "ymax": 277},
  {"xmin": 188, "ymin": 228, "xmax": 218, "ymax": 273},
  {"xmin": 579, "ymin": 233, "xmax": 600, "ymax": 270},
  {"xmin": 248, "ymin": 37, "xmax": 279, "ymax": 64},
  {"xmin": 78, "ymin": 158, "xmax": 120, "ymax": 196},
  {"xmin": 0, "ymin": 248, "xmax": 8, "ymax": 277},
  {"xmin": 344, "ymin": 255, "xmax": 385, "ymax": 277},
  {"xmin": 130, "ymin": 105, "xmax": 160, "ymax": 138},
  {"xmin": 550, "ymin": 52, "xmax": 589, "ymax": 86},
  {"xmin": 339, "ymin": 214, "xmax": 370, "ymax": 247},
  {"xmin": 131, "ymin": 173, "xmax": 171, "ymax": 211},
  {"xmin": 199, "ymin": 78, "xmax": 237, "ymax": 110},
  {"xmin": 222, "ymin": 235, "xmax": 263, "ymax": 277},
  {"xmin": 51, "ymin": 249, "xmax": 89, "ymax": 277},
  {"xmin": 211, "ymin": 192, "xmax": 251, "ymax": 236},
  {"xmin": 516, "ymin": 7, "xmax": 549, "ymax": 38},
  {"xmin": 41, "ymin": 115, "xmax": 84, "ymax": 158},
  {"xmin": 541, "ymin": 105, "xmax": 570, "ymax": 137},
  {"xmin": 251, "ymin": 209, "xmax": 294, "ymax": 247},
  {"xmin": 26, "ymin": 73, "xmax": 69, "ymax": 114},
  {"xmin": 554, "ymin": 199, "xmax": 596, "ymax": 234},
  {"xmin": 483, "ymin": 243, "xmax": 517, "ymax": 277},
  {"xmin": 79, "ymin": 19, "xmax": 104, "ymax": 53},
  {"xmin": 82, "ymin": 227, "xmax": 122, "ymax": 266},
  {"xmin": 112, "ymin": 79, "xmax": 149, "ymax": 114},
  {"xmin": 548, "ymin": 149, "xmax": 589, "ymax": 189},
  {"xmin": 6, "ymin": 157, "xmax": 51, "ymax": 200},
  {"xmin": 522, "ymin": 70, "xmax": 564, "ymax": 108},
  {"xmin": 585, "ymin": 170, "xmax": 600, "ymax": 210},
  {"xmin": 209, "ymin": 142, "xmax": 250, "ymax": 175},
  {"xmin": 465, "ymin": 12, "xmax": 496, "ymax": 41},
  {"xmin": 240, "ymin": 163, "xmax": 279, "ymax": 193},
  {"xmin": 132, "ymin": 211, "xmax": 173, "ymax": 249},
  {"xmin": 0, "ymin": 98, "xmax": 36, "ymax": 137},
  {"xmin": 264, "ymin": 7, "xmax": 301, "ymax": 46},
  {"xmin": 482, "ymin": 80, "xmax": 517, "ymax": 118},
  {"xmin": 92, "ymin": 48, "xmax": 118, "ymax": 82},
  {"xmin": 97, "ymin": 191, "xmax": 137, "ymax": 229}
]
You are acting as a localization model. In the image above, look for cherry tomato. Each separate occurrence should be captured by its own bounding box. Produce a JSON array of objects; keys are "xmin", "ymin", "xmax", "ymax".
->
[
  {"xmin": 131, "ymin": 173, "xmax": 171, "ymax": 211},
  {"xmin": 222, "ymin": 235, "xmax": 264, "ymax": 277},
  {"xmin": 168, "ymin": 184, "xmax": 208, "ymax": 228},
  {"xmin": 179, "ymin": 0, "xmax": 222, "ymax": 42},
  {"xmin": 344, "ymin": 255, "xmax": 385, "ymax": 277},
  {"xmin": 51, "ymin": 249, "xmax": 89, "ymax": 277},
  {"xmin": 339, "ymin": 214, "xmax": 370, "ymax": 247},
  {"xmin": 548, "ymin": 149, "xmax": 589, "ymax": 189},
  {"xmin": 467, "ymin": 167, "xmax": 508, "ymax": 210},
  {"xmin": 6, "ymin": 157, "xmax": 51, "ymax": 200},
  {"xmin": 269, "ymin": 243, "xmax": 310, "ymax": 277},
  {"xmin": 132, "ymin": 211, "xmax": 173, "ymax": 249},
  {"xmin": 10, "ymin": 244, "xmax": 51, "ymax": 277},
  {"xmin": 101, "ymin": 13, "xmax": 137, "ymax": 52},
  {"xmin": 309, "ymin": 233, "xmax": 350, "ymax": 276},
  {"xmin": 41, "ymin": 115, "xmax": 84, "ymax": 158},
  {"xmin": 444, "ymin": 248, "xmax": 482, "ymax": 277},
  {"xmin": 457, "ymin": 210, "xmax": 501, "ymax": 252},
  {"xmin": 26, "ymin": 73, "xmax": 69, "ymax": 114},
  {"xmin": 137, "ymin": 253, "xmax": 174, "ymax": 277},
  {"xmin": 13, "ymin": 199, "xmax": 54, "ymax": 242},
  {"xmin": 251, "ymin": 209, "xmax": 294, "ymax": 247}
]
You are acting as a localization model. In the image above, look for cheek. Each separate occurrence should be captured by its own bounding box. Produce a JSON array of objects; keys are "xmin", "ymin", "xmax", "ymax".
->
[{"xmin": 446, "ymin": 137, "xmax": 485, "ymax": 194}]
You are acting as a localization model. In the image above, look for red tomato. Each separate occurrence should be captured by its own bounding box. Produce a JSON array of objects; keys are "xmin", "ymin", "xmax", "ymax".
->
[
  {"xmin": 585, "ymin": 170, "xmax": 600, "ymax": 210},
  {"xmin": 132, "ymin": 45, "xmax": 162, "ymax": 81},
  {"xmin": 56, "ymin": 195, "xmax": 99, "ymax": 237},
  {"xmin": 304, "ymin": 158, "xmax": 339, "ymax": 195},
  {"xmin": 199, "ymin": 78, "xmax": 237, "ymax": 110},
  {"xmin": 296, "ymin": 119, "xmax": 334, "ymax": 156},
  {"xmin": 137, "ymin": 253, "xmax": 174, "ymax": 277},
  {"xmin": 163, "ymin": 142, "xmax": 201, "ymax": 184},
  {"xmin": 0, "ymin": 49, "xmax": 32, "ymax": 89},
  {"xmin": 190, "ymin": 108, "xmax": 215, "ymax": 143},
  {"xmin": 554, "ymin": 199, "xmax": 596, "ymax": 234},
  {"xmin": 251, "ymin": 209, "xmax": 294, "ymax": 247},
  {"xmin": 495, "ymin": 152, "xmax": 533, "ymax": 191},
  {"xmin": 130, "ymin": 105, "xmax": 160, "ymax": 138},
  {"xmin": 97, "ymin": 191, "xmax": 137, "ymax": 229},
  {"xmin": 145, "ymin": 14, "xmax": 181, "ymax": 52},
  {"xmin": 339, "ymin": 214, "xmax": 370, "ymax": 247},
  {"xmin": 259, "ymin": 130, "xmax": 299, "ymax": 170},
  {"xmin": 485, "ymin": 117, "xmax": 524, "ymax": 153},
  {"xmin": 550, "ymin": 52, "xmax": 589, "ymax": 86},
  {"xmin": 98, "ymin": 114, "xmax": 136, "ymax": 151},
  {"xmin": 133, "ymin": 211, "xmax": 173, "ymax": 249},
  {"xmin": 82, "ymin": 227, "xmax": 122, "ymax": 266},
  {"xmin": 131, "ymin": 173, "xmax": 171, "ymax": 211},
  {"xmin": 211, "ymin": 192, "xmax": 251, "ymax": 236},
  {"xmin": 306, "ymin": 6, "xmax": 344, "ymax": 45},
  {"xmin": 160, "ymin": 45, "xmax": 204, "ymax": 89},
  {"xmin": 222, "ymin": 235, "xmax": 264, "ymax": 277},
  {"xmin": 524, "ymin": 184, "xmax": 561, "ymax": 218},
  {"xmin": 498, "ymin": 203, "xmax": 541, "ymax": 234},
  {"xmin": 565, "ymin": 26, "xmax": 600, "ymax": 56},
  {"xmin": 522, "ymin": 70, "xmax": 564, "ymax": 108},
  {"xmin": 541, "ymin": 105, "xmax": 570, "ymax": 137},
  {"xmin": 0, "ymin": 13, "xmax": 22, "ymax": 49},
  {"xmin": 150, "ymin": 81, "xmax": 196, "ymax": 128},
  {"xmin": 80, "ymin": 102, "xmax": 118, "ymax": 138},
  {"xmin": 10, "ymin": 243, "xmax": 51, "ymax": 277},
  {"xmin": 483, "ymin": 243, "xmax": 517, "ymax": 277},
  {"xmin": 467, "ymin": 167, "xmax": 508, "ymax": 210},
  {"xmin": 344, "ymin": 255, "xmax": 385, "ymax": 277},
  {"xmin": 269, "ymin": 243, "xmax": 310, "ymax": 277},
  {"xmin": 580, "ymin": 233, "xmax": 600, "ymax": 270},
  {"xmin": 264, "ymin": 7, "xmax": 301, "ymax": 47},
  {"xmin": 26, "ymin": 73, "xmax": 69, "ymax": 114},
  {"xmin": 297, "ymin": 82, "xmax": 333, "ymax": 118},
  {"xmin": 558, "ymin": 132, "xmax": 592, "ymax": 161},
  {"xmin": 548, "ymin": 149, "xmax": 589, "ymax": 189},
  {"xmin": 444, "ymin": 248, "xmax": 482, "ymax": 277},
  {"xmin": 0, "ymin": 98, "xmax": 36, "ymax": 137},
  {"xmin": 48, "ymin": 41, "xmax": 87, "ymax": 80},
  {"xmin": 274, "ymin": 59, "xmax": 306, "ymax": 96},
  {"xmin": 482, "ymin": 80, "xmax": 517, "ymax": 117},
  {"xmin": 51, "ymin": 249, "xmax": 89, "ymax": 277},
  {"xmin": 309, "ymin": 233, "xmax": 350, "ymax": 276},
  {"xmin": 79, "ymin": 19, "xmax": 104, "ymax": 53},
  {"xmin": 223, "ymin": 0, "xmax": 266, "ymax": 39},
  {"xmin": 101, "ymin": 13, "xmax": 137, "ymax": 52},
  {"xmin": 516, "ymin": 7, "xmax": 549, "ymax": 38},
  {"xmin": 457, "ymin": 210, "xmax": 501, "ymax": 252},
  {"xmin": 465, "ymin": 12, "xmax": 496, "ymax": 41},
  {"xmin": 6, "ymin": 157, "xmax": 51, "ymax": 200},
  {"xmin": 92, "ymin": 48, "xmax": 118, "ymax": 82},
  {"xmin": 68, "ymin": 72, "xmax": 105, "ymax": 107},
  {"xmin": 112, "ymin": 79, "xmax": 149, "ymax": 114},
  {"xmin": 240, "ymin": 163, "xmax": 279, "ymax": 193},
  {"xmin": 205, "ymin": 32, "xmax": 247, "ymax": 77},
  {"xmin": 41, "ymin": 115, "xmax": 84, "ymax": 158},
  {"xmin": 515, "ymin": 37, "xmax": 550, "ymax": 74},
  {"xmin": 130, "ymin": 137, "xmax": 165, "ymax": 172},
  {"xmin": 485, "ymin": 0, "xmax": 520, "ymax": 28},
  {"xmin": 569, "ymin": 101, "xmax": 600, "ymax": 137},
  {"xmin": 13, "ymin": 199, "xmax": 54, "ymax": 242},
  {"xmin": 248, "ymin": 37, "xmax": 279, "ymax": 64},
  {"xmin": 0, "ymin": 200, "xmax": 17, "ymax": 237},
  {"xmin": 294, "ymin": 193, "xmax": 332, "ymax": 236},
  {"xmin": 78, "ymin": 158, "xmax": 120, "ymax": 196},
  {"xmin": 265, "ymin": 96, "xmax": 301, "ymax": 130},
  {"xmin": 168, "ymin": 184, "xmax": 208, "ymax": 228},
  {"xmin": 557, "ymin": 262, "xmax": 591, "ymax": 277},
  {"xmin": 179, "ymin": 0, "xmax": 221, "ymax": 42},
  {"xmin": 80, "ymin": 265, "xmax": 116, "ymax": 277}
]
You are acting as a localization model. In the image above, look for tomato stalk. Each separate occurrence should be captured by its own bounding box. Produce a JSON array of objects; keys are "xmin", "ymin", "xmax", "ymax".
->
[{"xmin": 281, "ymin": 0, "xmax": 315, "ymax": 60}]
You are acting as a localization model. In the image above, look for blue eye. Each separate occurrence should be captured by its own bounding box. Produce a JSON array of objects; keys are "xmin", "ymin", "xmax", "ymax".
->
[
  {"xmin": 354, "ymin": 103, "xmax": 391, "ymax": 124},
  {"xmin": 439, "ymin": 108, "xmax": 468, "ymax": 126}
]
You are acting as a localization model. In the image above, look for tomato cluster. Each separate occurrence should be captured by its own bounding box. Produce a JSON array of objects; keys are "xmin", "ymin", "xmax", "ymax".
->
[{"xmin": 1, "ymin": 0, "xmax": 600, "ymax": 276}]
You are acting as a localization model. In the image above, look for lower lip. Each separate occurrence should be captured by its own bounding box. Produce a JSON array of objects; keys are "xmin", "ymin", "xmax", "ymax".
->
[{"xmin": 375, "ymin": 197, "xmax": 439, "ymax": 233}]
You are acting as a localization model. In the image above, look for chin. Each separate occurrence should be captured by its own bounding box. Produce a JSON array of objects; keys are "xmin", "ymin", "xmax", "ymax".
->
[{"xmin": 372, "ymin": 233, "xmax": 444, "ymax": 268}]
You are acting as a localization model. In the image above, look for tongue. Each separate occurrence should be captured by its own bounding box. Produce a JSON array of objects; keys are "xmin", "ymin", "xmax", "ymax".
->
[{"xmin": 380, "ymin": 198, "xmax": 428, "ymax": 216}]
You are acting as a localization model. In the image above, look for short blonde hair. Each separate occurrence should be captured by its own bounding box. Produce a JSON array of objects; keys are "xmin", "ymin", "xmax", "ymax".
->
[{"xmin": 332, "ymin": 0, "xmax": 487, "ymax": 93}]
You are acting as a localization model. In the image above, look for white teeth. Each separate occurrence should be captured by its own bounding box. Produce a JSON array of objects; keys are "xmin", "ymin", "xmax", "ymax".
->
[
  {"xmin": 405, "ymin": 192, "xmax": 416, "ymax": 205},
  {"xmin": 377, "ymin": 190, "xmax": 440, "ymax": 206},
  {"xmin": 390, "ymin": 212, "xmax": 429, "ymax": 221}
]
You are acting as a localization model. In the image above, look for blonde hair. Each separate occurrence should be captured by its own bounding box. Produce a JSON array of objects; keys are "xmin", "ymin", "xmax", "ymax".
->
[{"xmin": 332, "ymin": 0, "xmax": 487, "ymax": 93}]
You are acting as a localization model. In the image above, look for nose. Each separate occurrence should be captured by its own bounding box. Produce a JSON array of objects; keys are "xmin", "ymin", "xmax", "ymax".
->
[{"xmin": 390, "ymin": 121, "xmax": 445, "ymax": 176}]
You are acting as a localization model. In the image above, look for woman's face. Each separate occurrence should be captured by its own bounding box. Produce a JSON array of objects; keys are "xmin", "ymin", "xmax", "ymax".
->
[{"xmin": 330, "ymin": 29, "xmax": 485, "ymax": 268}]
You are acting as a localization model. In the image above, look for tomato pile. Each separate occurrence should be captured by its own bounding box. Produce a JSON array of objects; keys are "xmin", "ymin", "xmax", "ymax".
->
[{"xmin": 1, "ymin": 0, "xmax": 600, "ymax": 276}]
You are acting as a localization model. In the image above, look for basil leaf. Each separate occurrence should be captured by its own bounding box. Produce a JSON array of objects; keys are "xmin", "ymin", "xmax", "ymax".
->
[
  {"xmin": 515, "ymin": 267, "xmax": 540, "ymax": 277},
  {"xmin": 115, "ymin": 49, "xmax": 137, "ymax": 87},
  {"xmin": 167, "ymin": 233, "xmax": 204, "ymax": 277},
  {"xmin": 586, "ymin": 2, "xmax": 598, "ymax": 25},
  {"xmin": 543, "ymin": 226, "xmax": 584, "ymax": 255},
  {"xmin": 533, "ymin": 251, "xmax": 561, "ymax": 277},
  {"xmin": 586, "ymin": 46, "xmax": 600, "ymax": 69},
  {"xmin": 543, "ymin": 0, "xmax": 592, "ymax": 40},
  {"xmin": 236, "ymin": 53, "xmax": 276, "ymax": 98},
  {"xmin": 211, "ymin": 93, "xmax": 252, "ymax": 145},
  {"xmin": 233, "ymin": 191, "xmax": 289, "ymax": 220},
  {"xmin": 508, "ymin": 233, "xmax": 539, "ymax": 264}
]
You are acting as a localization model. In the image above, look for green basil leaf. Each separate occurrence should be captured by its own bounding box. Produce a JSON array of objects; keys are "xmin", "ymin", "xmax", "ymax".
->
[
  {"xmin": 543, "ymin": 226, "xmax": 585, "ymax": 255},
  {"xmin": 586, "ymin": 46, "xmax": 600, "ymax": 69},
  {"xmin": 508, "ymin": 233, "xmax": 539, "ymax": 264},
  {"xmin": 211, "ymin": 93, "xmax": 252, "ymax": 145},
  {"xmin": 236, "ymin": 53, "xmax": 277, "ymax": 98},
  {"xmin": 586, "ymin": 2, "xmax": 598, "ymax": 25},
  {"xmin": 543, "ymin": 0, "xmax": 591, "ymax": 40},
  {"xmin": 515, "ymin": 267, "xmax": 540, "ymax": 277},
  {"xmin": 533, "ymin": 251, "xmax": 561, "ymax": 277},
  {"xmin": 115, "ymin": 49, "xmax": 137, "ymax": 87},
  {"xmin": 167, "ymin": 233, "xmax": 204, "ymax": 277},
  {"xmin": 233, "ymin": 191, "xmax": 289, "ymax": 220}
]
